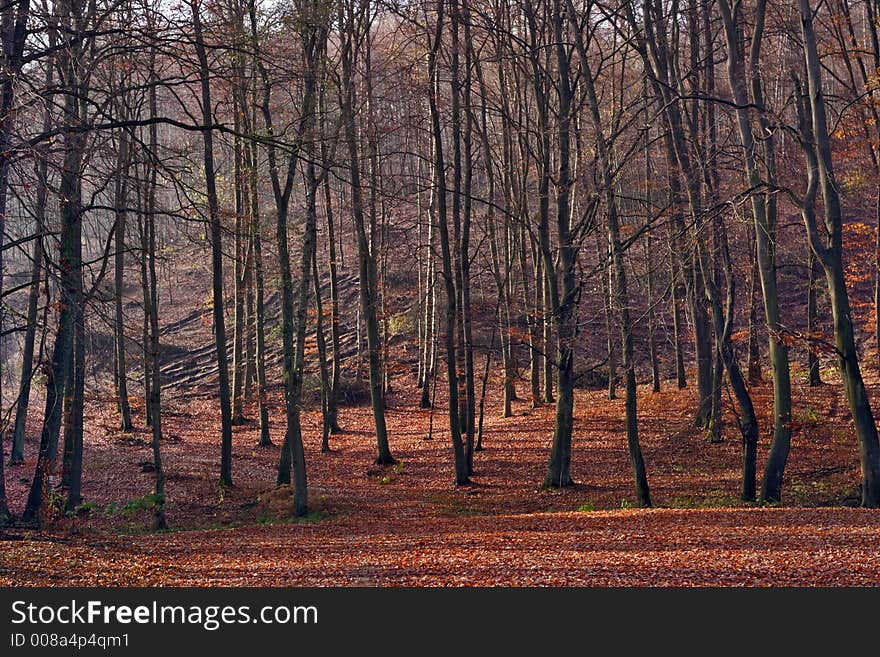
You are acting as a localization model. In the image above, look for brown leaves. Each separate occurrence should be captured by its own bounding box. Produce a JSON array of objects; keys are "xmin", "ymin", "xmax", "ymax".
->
[{"xmin": 2, "ymin": 373, "xmax": 877, "ymax": 586}]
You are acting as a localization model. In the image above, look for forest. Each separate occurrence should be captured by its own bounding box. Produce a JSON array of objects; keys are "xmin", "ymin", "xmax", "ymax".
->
[{"xmin": 2, "ymin": 0, "xmax": 880, "ymax": 586}]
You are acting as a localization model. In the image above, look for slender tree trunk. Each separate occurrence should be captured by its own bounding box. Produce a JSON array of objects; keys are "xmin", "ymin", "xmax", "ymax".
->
[
  {"xmin": 476, "ymin": 310, "xmax": 495, "ymax": 452},
  {"xmin": 244, "ymin": 255, "xmax": 255, "ymax": 400},
  {"xmin": 420, "ymin": 213, "xmax": 436, "ymax": 409},
  {"xmin": 253, "ymin": 222, "xmax": 271, "ymax": 446},
  {"xmin": 191, "ymin": 0, "xmax": 234, "ymax": 487},
  {"xmin": 339, "ymin": 2, "xmax": 394, "ymax": 465},
  {"xmin": 146, "ymin": 209, "xmax": 166, "ymax": 529},
  {"xmin": 0, "ymin": 0, "xmax": 32, "ymax": 521},
  {"xmin": 662, "ymin": 141, "xmax": 686, "ymax": 390},
  {"xmin": 569, "ymin": 5, "xmax": 649, "ymax": 504},
  {"xmin": 320, "ymin": 141, "xmax": 341, "ymax": 433},
  {"xmin": 598, "ymin": 235, "xmax": 617, "ymax": 399},
  {"xmin": 63, "ymin": 295, "xmax": 85, "ymax": 512},
  {"xmin": 747, "ymin": 237, "xmax": 762, "ymax": 384},
  {"xmin": 542, "ymin": 261, "xmax": 554, "ymax": 403},
  {"xmin": 644, "ymin": 115, "xmax": 661, "ymax": 394},
  {"xmin": 139, "ymin": 181, "xmax": 152, "ymax": 429},
  {"xmin": 61, "ymin": 346, "xmax": 74, "ymax": 490},
  {"xmin": 10, "ymin": 206, "xmax": 44, "ymax": 465},
  {"xmin": 114, "ymin": 130, "xmax": 134, "ymax": 432},
  {"xmin": 807, "ymin": 250, "xmax": 823, "ymax": 386},
  {"xmin": 875, "ymin": 186, "xmax": 880, "ymax": 372},
  {"xmin": 243, "ymin": 127, "xmax": 271, "ymax": 445},
  {"xmin": 231, "ymin": 112, "xmax": 246, "ymax": 426},
  {"xmin": 460, "ymin": 0, "xmax": 477, "ymax": 474},
  {"xmin": 145, "ymin": 40, "xmax": 166, "ymax": 529},
  {"xmin": 313, "ymin": 249, "xmax": 331, "ymax": 452},
  {"xmin": 530, "ymin": 243, "xmax": 542, "ymax": 406},
  {"xmin": 429, "ymin": 0, "xmax": 468, "ymax": 484}
]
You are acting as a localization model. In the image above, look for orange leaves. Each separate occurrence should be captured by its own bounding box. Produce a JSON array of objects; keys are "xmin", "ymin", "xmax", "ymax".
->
[
  {"xmin": 730, "ymin": 328, "xmax": 750, "ymax": 344},
  {"xmin": 3, "ymin": 359, "xmax": 877, "ymax": 586}
]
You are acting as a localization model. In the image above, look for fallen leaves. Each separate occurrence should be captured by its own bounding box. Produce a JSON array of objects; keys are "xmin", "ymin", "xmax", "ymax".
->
[{"xmin": 1, "ymin": 371, "xmax": 879, "ymax": 586}]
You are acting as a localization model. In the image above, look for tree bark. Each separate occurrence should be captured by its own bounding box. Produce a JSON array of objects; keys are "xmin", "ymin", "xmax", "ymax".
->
[
  {"xmin": 113, "ymin": 129, "xmax": 134, "ymax": 432},
  {"xmin": 717, "ymin": 0, "xmax": 792, "ymax": 502},
  {"xmin": 428, "ymin": 0, "xmax": 468, "ymax": 484},
  {"xmin": 23, "ymin": 0, "xmax": 87, "ymax": 524},
  {"xmin": 797, "ymin": 2, "xmax": 880, "ymax": 506},
  {"xmin": 191, "ymin": 0, "xmax": 234, "ymax": 488},
  {"xmin": 339, "ymin": 0, "xmax": 394, "ymax": 465}
]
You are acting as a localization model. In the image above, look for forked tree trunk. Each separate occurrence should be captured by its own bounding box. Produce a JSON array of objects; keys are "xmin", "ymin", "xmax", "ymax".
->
[
  {"xmin": 717, "ymin": 0, "xmax": 792, "ymax": 502},
  {"xmin": 542, "ymin": 0, "xmax": 578, "ymax": 489},
  {"xmin": 569, "ymin": 4, "xmax": 650, "ymax": 504},
  {"xmin": 23, "ymin": 0, "xmax": 87, "ymax": 523}
]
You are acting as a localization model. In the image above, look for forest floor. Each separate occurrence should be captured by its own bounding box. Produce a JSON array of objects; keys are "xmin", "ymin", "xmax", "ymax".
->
[{"xmin": 2, "ymin": 368, "xmax": 880, "ymax": 586}]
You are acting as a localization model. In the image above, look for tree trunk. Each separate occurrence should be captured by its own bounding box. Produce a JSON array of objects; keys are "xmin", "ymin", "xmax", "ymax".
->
[
  {"xmin": 245, "ymin": 132, "xmax": 271, "ymax": 446},
  {"xmin": 231, "ymin": 115, "xmax": 246, "ymax": 426},
  {"xmin": 23, "ymin": 0, "xmax": 86, "ymax": 523},
  {"xmin": 114, "ymin": 130, "xmax": 134, "ymax": 432},
  {"xmin": 145, "ymin": 43, "xmax": 166, "ymax": 529},
  {"xmin": 797, "ymin": 2, "xmax": 880, "ymax": 506},
  {"xmin": 191, "ymin": 0, "xmax": 234, "ymax": 488},
  {"xmin": 313, "ymin": 249, "xmax": 331, "ymax": 453},
  {"xmin": 598, "ymin": 235, "xmax": 617, "ymax": 400},
  {"xmin": 460, "ymin": 0, "xmax": 477, "ymax": 474},
  {"xmin": 320, "ymin": 137, "xmax": 342, "ymax": 432},
  {"xmin": 0, "ymin": 0, "xmax": 32, "ymax": 521},
  {"xmin": 63, "ymin": 298, "xmax": 85, "ymax": 512},
  {"xmin": 10, "ymin": 206, "xmax": 44, "ymax": 465},
  {"xmin": 339, "ymin": 1, "xmax": 394, "ymax": 466},
  {"xmin": 429, "ymin": 0, "xmax": 468, "ymax": 484},
  {"xmin": 569, "ymin": 4, "xmax": 650, "ymax": 504},
  {"xmin": 717, "ymin": 0, "xmax": 792, "ymax": 502},
  {"xmin": 747, "ymin": 237, "xmax": 763, "ymax": 385},
  {"xmin": 807, "ymin": 250, "xmax": 823, "ymax": 386}
]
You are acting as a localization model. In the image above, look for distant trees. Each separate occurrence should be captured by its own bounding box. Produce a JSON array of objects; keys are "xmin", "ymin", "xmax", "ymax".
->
[{"xmin": 5, "ymin": 0, "xmax": 880, "ymax": 530}]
